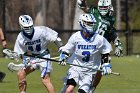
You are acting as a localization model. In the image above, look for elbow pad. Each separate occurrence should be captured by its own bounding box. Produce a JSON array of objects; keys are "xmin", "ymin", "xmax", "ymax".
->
[{"xmin": 54, "ymin": 37, "xmax": 63, "ymax": 49}]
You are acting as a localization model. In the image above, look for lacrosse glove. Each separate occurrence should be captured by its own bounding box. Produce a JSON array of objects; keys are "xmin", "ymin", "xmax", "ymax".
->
[
  {"xmin": 77, "ymin": 0, "xmax": 86, "ymax": 8},
  {"xmin": 101, "ymin": 63, "xmax": 112, "ymax": 75},
  {"xmin": 23, "ymin": 57, "xmax": 30, "ymax": 67},
  {"xmin": 114, "ymin": 40, "xmax": 123, "ymax": 57},
  {"xmin": 59, "ymin": 52, "xmax": 69, "ymax": 66}
]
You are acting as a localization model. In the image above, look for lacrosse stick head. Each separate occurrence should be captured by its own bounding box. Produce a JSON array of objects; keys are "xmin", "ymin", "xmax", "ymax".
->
[{"xmin": 8, "ymin": 62, "xmax": 25, "ymax": 72}]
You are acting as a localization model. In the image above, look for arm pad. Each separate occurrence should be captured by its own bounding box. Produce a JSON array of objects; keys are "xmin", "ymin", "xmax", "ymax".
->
[
  {"xmin": 101, "ymin": 53, "xmax": 110, "ymax": 65},
  {"xmin": 109, "ymin": 27, "xmax": 118, "ymax": 43}
]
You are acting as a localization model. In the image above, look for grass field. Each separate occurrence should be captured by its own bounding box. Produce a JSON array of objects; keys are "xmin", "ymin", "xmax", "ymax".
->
[{"xmin": 0, "ymin": 56, "xmax": 140, "ymax": 93}]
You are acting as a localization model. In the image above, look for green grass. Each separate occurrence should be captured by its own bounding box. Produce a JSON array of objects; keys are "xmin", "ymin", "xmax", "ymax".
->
[{"xmin": 0, "ymin": 56, "xmax": 140, "ymax": 93}]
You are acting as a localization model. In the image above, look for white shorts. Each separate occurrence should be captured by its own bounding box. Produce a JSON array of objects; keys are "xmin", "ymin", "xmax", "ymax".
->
[
  {"xmin": 28, "ymin": 54, "xmax": 52, "ymax": 78},
  {"xmin": 66, "ymin": 67, "xmax": 94, "ymax": 93}
]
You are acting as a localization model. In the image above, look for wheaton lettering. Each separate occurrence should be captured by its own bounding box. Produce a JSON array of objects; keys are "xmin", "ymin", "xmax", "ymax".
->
[
  {"xmin": 78, "ymin": 45, "xmax": 96, "ymax": 50},
  {"xmin": 25, "ymin": 39, "xmax": 41, "ymax": 45}
]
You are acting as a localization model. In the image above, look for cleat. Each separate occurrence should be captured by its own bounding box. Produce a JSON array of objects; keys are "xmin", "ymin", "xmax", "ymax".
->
[{"xmin": 0, "ymin": 72, "xmax": 6, "ymax": 82}]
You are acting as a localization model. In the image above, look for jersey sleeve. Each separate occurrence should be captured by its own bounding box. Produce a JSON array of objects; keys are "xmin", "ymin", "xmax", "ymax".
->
[
  {"xmin": 14, "ymin": 35, "xmax": 26, "ymax": 55},
  {"xmin": 99, "ymin": 37, "xmax": 112, "ymax": 54},
  {"xmin": 43, "ymin": 26, "xmax": 58, "ymax": 42},
  {"xmin": 61, "ymin": 34, "xmax": 76, "ymax": 54},
  {"xmin": 111, "ymin": 16, "xmax": 116, "ymax": 26},
  {"xmin": 88, "ymin": 6, "xmax": 95, "ymax": 13}
]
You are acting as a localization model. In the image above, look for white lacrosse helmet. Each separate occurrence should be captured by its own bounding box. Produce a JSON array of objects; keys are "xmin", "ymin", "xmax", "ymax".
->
[
  {"xmin": 98, "ymin": 0, "xmax": 113, "ymax": 16},
  {"xmin": 79, "ymin": 13, "xmax": 97, "ymax": 34},
  {"xmin": 19, "ymin": 15, "xmax": 34, "ymax": 35}
]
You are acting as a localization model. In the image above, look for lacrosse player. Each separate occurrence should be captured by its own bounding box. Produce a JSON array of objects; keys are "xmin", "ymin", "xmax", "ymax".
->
[
  {"xmin": 77, "ymin": 0, "xmax": 123, "ymax": 91},
  {"xmin": 7, "ymin": 15, "xmax": 63, "ymax": 93},
  {"xmin": 59, "ymin": 13, "xmax": 112, "ymax": 93},
  {"xmin": 0, "ymin": 28, "xmax": 6, "ymax": 82}
]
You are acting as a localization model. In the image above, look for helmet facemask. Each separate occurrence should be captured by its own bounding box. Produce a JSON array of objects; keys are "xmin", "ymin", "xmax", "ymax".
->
[
  {"xmin": 79, "ymin": 14, "xmax": 97, "ymax": 35},
  {"xmin": 98, "ymin": 0, "xmax": 113, "ymax": 16},
  {"xmin": 20, "ymin": 25, "xmax": 34, "ymax": 35}
]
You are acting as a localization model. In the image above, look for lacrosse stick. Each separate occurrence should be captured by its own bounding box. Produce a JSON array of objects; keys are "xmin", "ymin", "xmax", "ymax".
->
[
  {"xmin": 25, "ymin": 58, "xmax": 120, "ymax": 76},
  {"xmin": 3, "ymin": 49, "xmax": 120, "ymax": 76},
  {"xmin": 24, "ymin": 55, "xmax": 120, "ymax": 75}
]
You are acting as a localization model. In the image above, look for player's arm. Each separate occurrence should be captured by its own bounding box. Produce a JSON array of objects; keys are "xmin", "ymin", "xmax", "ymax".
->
[
  {"xmin": 54, "ymin": 37, "xmax": 63, "ymax": 49},
  {"xmin": 109, "ymin": 27, "xmax": 123, "ymax": 57},
  {"xmin": 101, "ymin": 53, "xmax": 112, "ymax": 75},
  {"xmin": 43, "ymin": 26, "xmax": 63, "ymax": 50},
  {"xmin": 14, "ymin": 35, "xmax": 27, "ymax": 58},
  {"xmin": 101, "ymin": 53, "xmax": 110, "ymax": 64},
  {"xmin": 99, "ymin": 37, "xmax": 112, "ymax": 75},
  {"xmin": 58, "ymin": 34, "xmax": 76, "ymax": 65},
  {"xmin": 0, "ymin": 28, "xmax": 7, "ymax": 49}
]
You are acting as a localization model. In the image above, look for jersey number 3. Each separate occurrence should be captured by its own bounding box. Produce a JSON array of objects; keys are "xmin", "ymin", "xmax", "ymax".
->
[{"xmin": 82, "ymin": 51, "xmax": 90, "ymax": 62}]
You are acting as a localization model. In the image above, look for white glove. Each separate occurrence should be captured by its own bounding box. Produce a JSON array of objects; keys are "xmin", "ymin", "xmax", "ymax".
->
[
  {"xmin": 77, "ymin": 0, "xmax": 86, "ymax": 8},
  {"xmin": 101, "ymin": 63, "xmax": 112, "ymax": 75},
  {"xmin": 58, "ymin": 52, "xmax": 69, "ymax": 66},
  {"xmin": 3, "ymin": 49, "xmax": 19, "ymax": 59},
  {"xmin": 115, "ymin": 45, "xmax": 123, "ymax": 57},
  {"xmin": 114, "ymin": 39, "xmax": 123, "ymax": 57}
]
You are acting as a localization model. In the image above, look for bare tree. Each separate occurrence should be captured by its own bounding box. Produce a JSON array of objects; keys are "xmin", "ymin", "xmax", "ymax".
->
[{"xmin": 116, "ymin": 0, "xmax": 121, "ymax": 30}]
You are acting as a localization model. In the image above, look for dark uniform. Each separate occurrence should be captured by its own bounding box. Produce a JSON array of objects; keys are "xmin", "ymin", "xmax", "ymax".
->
[{"xmin": 88, "ymin": 6, "xmax": 117, "ymax": 43}]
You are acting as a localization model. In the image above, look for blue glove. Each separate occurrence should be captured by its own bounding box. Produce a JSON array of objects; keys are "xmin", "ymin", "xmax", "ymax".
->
[
  {"xmin": 23, "ymin": 56, "xmax": 30, "ymax": 67},
  {"xmin": 101, "ymin": 63, "xmax": 112, "ymax": 75},
  {"xmin": 59, "ymin": 52, "xmax": 69, "ymax": 66}
]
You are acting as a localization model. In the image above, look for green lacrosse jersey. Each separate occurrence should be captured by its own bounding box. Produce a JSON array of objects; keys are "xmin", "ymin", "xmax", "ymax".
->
[{"xmin": 88, "ymin": 6, "xmax": 116, "ymax": 42}]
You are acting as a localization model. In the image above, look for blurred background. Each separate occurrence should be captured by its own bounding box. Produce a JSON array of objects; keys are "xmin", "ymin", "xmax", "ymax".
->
[{"xmin": 0, "ymin": 0, "xmax": 140, "ymax": 56}]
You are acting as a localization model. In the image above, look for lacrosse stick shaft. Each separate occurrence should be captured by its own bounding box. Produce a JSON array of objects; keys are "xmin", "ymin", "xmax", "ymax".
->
[
  {"xmin": 67, "ymin": 62, "xmax": 120, "ymax": 76},
  {"xmin": 111, "ymin": 71, "xmax": 120, "ymax": 76},
  {"xmin": 26, "ymin": 55, "xmax": 120, "ymax": 76},
  {"xmin": 25, "ymin": 54, "xmax": 61, "ymax": 62},
  {"xmin": 67, "ymin": 62, "xmax": 100, "ymax": 71},
  {"xmin": 3, "ymin": 49, "xmax": 120, "ymax": 76}
]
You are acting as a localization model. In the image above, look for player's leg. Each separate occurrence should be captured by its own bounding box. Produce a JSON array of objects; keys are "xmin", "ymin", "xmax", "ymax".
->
[
  {"xmin": 78, "ymin": 73, "xmax": 92, "ymax": 93},
  {"xmin": 65, "ymin": 78, "xmax": 76, "ymax": 93},
  {"xmin": 0, "ymin": 71, "xmax": 6, "ymax": 82},
  {"xmin": 39, "ymin": 54, "xmax": 55, "ymax": 93},
  {"xmin": 41, "ymin": 72, "xmax": 55, "ymax": 93},
  {"xmin": 61, "ymin": 67, "xmax": 78, "ymax": 93},
  {"xmin": 61, "ymin": 77, "xmax": 67, "ymax": 93},
  {"xmin": 17, "ymin": 66, "xmax": 35, "ymax": 93},
  {"xmin": 91, "ymin": 56, "xmax": 112, "ymax": 92},
  {"xmin": 88, "ymin": 71, "xmax": 102, "ymax": 93},
  {"xmin": 93, "ymin": 70, "xmax": 102, "ymax": 88}
]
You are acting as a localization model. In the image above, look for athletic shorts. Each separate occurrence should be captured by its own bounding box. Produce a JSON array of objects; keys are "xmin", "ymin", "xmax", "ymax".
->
[
  {"xmin": 27, "ymin": 54, "xmax": 52, "ymax": 78},
  {"xmin": 65, "ymin": 67, "xmax": 93, "ymax": 93}
]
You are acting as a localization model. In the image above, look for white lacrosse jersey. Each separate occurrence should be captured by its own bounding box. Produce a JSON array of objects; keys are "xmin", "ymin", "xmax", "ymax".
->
[
  {"xmin": 14, "ymin": 26, "xmax": 58, "ymax": 55},
  {"xmin": 61, "ymin": 31, "xmax": 112, "ymax": 73}
]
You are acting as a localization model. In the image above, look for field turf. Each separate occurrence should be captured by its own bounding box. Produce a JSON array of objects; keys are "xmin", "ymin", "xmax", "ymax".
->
[{"xmin": 0, "ymin": 56, "xmax": 140, "ymax": 93}]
